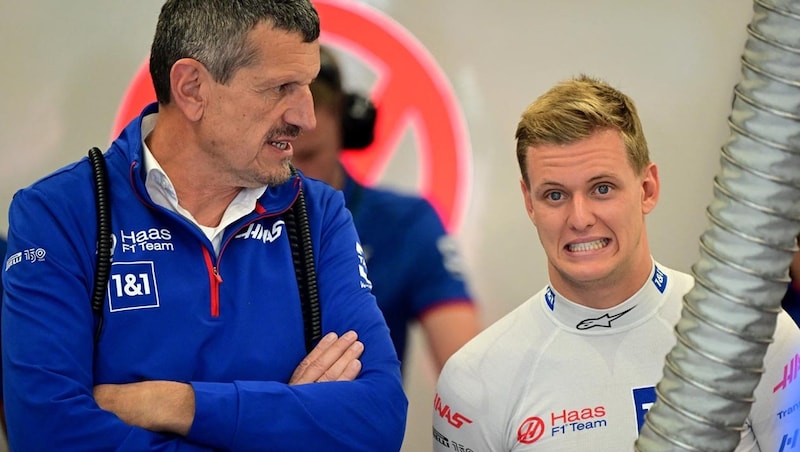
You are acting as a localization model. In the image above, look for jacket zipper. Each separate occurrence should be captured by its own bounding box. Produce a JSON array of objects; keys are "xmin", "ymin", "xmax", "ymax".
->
[
  {"xmin": 199, "ymin": 176, "xmax": 302, "ymax": 318},
  {"xmin": 202, "ymin": 246, "xmax": 222, "ymax": 317}
]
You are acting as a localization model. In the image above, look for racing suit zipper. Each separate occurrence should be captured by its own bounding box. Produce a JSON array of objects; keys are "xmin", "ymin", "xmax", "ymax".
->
[{"xmin": 202, "ymin": 246, "xmax": 222, "ymax": 317}]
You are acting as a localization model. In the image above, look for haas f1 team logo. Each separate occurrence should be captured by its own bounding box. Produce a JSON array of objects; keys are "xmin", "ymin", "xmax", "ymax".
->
[
  {"xmin": 112, "ymin": 0, "xmax": 472, "ymax": 233},
  {"xmin": 517, "ymin": 416, "xmax": 546, "ymax": 445}
]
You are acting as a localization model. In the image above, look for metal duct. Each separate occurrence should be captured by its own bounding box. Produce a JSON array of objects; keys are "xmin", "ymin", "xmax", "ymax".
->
[{"xmin": 635, "ymin": 0, "xmax": 800, "ymax": 450}]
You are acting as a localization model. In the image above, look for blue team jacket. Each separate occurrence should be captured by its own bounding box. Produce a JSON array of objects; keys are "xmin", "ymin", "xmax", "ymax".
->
[
  {"xmin": 1, "ymin": 103, "xmax": 407, "ymax": 451},
  {"xmin": 341, "ymin": 173, "xmax": 474, "ymax": 366}
]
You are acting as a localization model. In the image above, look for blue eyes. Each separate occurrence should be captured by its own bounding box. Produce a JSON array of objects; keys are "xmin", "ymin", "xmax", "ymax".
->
[{"xmin": 544, "ymin": 184, "xmax": 611, "ymax": 201}]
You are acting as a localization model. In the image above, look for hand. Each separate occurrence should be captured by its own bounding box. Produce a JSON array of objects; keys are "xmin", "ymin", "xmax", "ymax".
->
[
  {"xmin": 289, "ymin": 330, "xmax": 364, "ymax": 385},
  {"xmin": 94, "ymin": 381, "xmax": 194, "ymax": 436}
]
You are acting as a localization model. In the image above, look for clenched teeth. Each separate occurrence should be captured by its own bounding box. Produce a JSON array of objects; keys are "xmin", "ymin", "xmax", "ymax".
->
[{"xmin": 568, "ymin": 238, "xmax": 609, "ymax": 252}]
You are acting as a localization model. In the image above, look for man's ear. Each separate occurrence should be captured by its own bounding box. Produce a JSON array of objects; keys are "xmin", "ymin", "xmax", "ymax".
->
[
  {"xmin": 169, "ymin": 58, "xmax": 207, "ymax": 122},
  {"xmin": 641, "ymin": 162, "xmax": 660, "ymax": 214}
]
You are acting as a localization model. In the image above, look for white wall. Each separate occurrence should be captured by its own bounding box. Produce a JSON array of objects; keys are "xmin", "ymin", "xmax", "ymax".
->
[{"xmin": 0, "ymin": 1, "xmax": 756, "ymax": 451}]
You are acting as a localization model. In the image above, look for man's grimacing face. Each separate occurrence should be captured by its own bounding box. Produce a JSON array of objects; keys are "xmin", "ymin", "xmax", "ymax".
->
[{"xmin": 520, "ymin": 129, "xmax": 659, "ymax": 296}]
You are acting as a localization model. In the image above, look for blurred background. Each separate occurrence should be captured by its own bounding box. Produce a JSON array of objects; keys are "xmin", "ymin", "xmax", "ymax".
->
[{"xmin": 0, "ymin": 1, "xmax": 755, "ymax": 450}]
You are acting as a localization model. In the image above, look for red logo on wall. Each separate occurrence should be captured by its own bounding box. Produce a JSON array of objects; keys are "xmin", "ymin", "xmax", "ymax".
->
[{"xmin": 112, "ymin": 0, "xmax": 472, "ymax": 232}]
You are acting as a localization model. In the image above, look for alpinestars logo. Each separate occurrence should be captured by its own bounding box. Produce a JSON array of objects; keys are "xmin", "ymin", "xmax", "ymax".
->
[
  {"xmin": 235, "ymin": 221, "xmax": 285, "ymax": 244},
  {"xmin": 576, "ymin": 306, "xmax": 635, "ymax": 330}
]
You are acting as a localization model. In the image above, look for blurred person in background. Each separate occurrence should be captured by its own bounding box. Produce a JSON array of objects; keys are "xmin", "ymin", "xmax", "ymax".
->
[{"xmin": 293, "ymin": 46, "xmax": 481, "ymax": 374}]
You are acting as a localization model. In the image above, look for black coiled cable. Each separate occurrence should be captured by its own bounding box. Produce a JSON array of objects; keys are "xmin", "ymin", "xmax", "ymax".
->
[
  {"xmin": 286, "ymin": 164, "xmax": 322, "ymax": 353},
  {"xmin": 88, "ymin": 147, "xmax": 112, "ymax": 343}
]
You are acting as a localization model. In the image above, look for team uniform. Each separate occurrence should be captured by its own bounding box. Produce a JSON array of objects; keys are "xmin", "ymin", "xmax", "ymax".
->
[
  {"xmin": 433, "ymin": 262, "xmax": 800, "ymax": 451},
  {"xmin": 2, "ymin": 103, "xmax": 407, "ymax": 451},
  {"xmin": 782, "ymin": 284, "xmax": 800, "ymax": 327},
  {"xmin": 341, "ymin": 173, "xmax": 474, "ymax": 365}
]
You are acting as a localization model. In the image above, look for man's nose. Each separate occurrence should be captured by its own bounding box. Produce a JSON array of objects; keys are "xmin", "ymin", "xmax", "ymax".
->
[
  {"xmin": 568, "ymin": 196, "xmax": 596, "ymax": 230},
  {"xmin": 286, "ymin": 85, "xmax": 316, "ymax": 132}
]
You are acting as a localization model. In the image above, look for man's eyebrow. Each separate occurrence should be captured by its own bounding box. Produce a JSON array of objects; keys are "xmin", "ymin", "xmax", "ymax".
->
[
  {"xmin": 536, "ymin": 180, "xmax": 563, "ymax": 188},
  {"xmin": 587, "ymin": 173, "xmax": 618, "ymax": 183}
]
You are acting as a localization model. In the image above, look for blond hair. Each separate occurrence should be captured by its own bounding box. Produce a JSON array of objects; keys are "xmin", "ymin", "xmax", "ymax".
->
[{"xmin": 515, "ymin": 75, "xmax": 650, "ymax": 186}]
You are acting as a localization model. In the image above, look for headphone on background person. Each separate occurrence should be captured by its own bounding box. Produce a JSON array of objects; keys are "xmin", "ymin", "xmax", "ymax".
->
[{"xmin": 317, "ymin": 47, "xmax": 377, "ymax": 150}]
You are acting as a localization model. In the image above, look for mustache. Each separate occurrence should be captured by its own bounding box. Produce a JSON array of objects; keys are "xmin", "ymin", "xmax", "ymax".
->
[{"xmin": 268, "ymin": 124, "xmax": 301, "ymax": 140}]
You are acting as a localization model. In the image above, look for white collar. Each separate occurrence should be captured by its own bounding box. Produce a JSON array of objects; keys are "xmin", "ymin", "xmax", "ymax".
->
[{"xmin": 542, "ymin": 261, "xmax": 669, "ymax": 334}]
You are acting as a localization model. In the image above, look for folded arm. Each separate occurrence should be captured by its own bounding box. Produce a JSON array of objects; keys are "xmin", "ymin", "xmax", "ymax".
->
[{"xmin": 93, "ymin": 331, "xmax": 365, "ymax": 435}]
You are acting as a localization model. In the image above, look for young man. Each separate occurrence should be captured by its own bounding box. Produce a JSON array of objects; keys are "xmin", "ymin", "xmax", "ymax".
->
[
  {"xmin": 432, "ymin": 75, "xmax": 800, "ymax": 451},
  {"xmin": 1, "ymin": 1, "xmax": 406, "ymax": 450},
  {"xmin": 292, "ymin": 46, "xmax": 480, "ymax": 374}
]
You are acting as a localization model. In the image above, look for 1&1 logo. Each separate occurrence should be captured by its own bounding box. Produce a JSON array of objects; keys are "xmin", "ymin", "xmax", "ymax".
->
[{"xmin": 111, "ymin": 0, "xmax": 472, "ymax": 233}]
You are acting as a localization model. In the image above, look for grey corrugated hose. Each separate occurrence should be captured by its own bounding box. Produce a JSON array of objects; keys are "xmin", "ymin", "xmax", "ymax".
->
[{"xmin": 635, "ymin": 0, "xmax": 800, "ymax": 450}]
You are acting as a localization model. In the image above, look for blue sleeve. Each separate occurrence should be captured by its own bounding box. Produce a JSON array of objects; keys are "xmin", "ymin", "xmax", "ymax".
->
[
  {"xmin": 2, "ymin": 186, "xmax": 212, "ymax": 451},
  {"xmin": 185, "ymin": 187, "xmax": 408, "ymax": 451}
]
